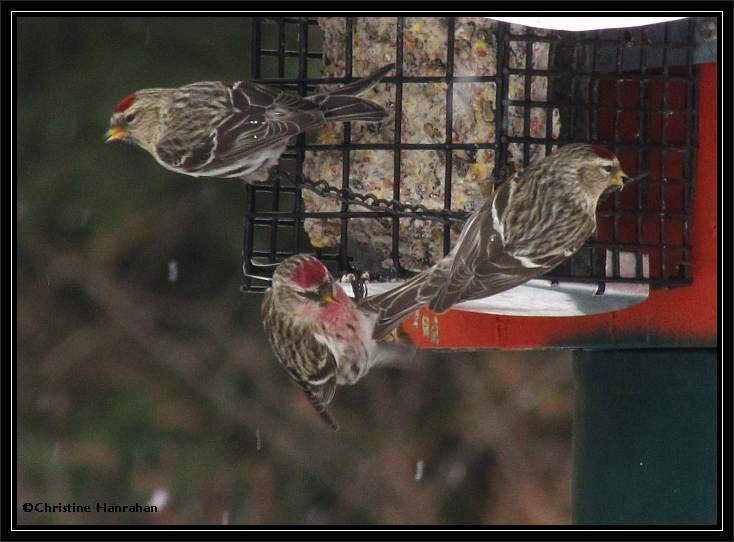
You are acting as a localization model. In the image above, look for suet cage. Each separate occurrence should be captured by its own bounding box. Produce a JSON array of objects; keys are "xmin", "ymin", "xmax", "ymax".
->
[{"xmin": 241, "ymin": 16, "xmax": 702, "ymax": 311}]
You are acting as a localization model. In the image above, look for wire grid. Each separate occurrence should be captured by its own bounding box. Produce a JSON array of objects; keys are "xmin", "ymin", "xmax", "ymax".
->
[{"xmin": 242, "ymin": 17, "xmax": 698, "ymax": 293}]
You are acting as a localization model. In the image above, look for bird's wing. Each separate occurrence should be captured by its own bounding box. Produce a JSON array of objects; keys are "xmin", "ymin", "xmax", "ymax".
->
[
  {"xmin": 155, "ymin": 81, "xmax": 324, "ymax": 177},
  {"xmin": 288, "ymin": 342, "xmax": 339, "ymax": 431},
  {"xmin": 425, "ymin": 177, "xmax": 575, "ymax": 313},
  {"xmin": 288, "ymin": 335, "xmax": 339, "ymax": 430},
  {"xmin": 360, "ymin": 188, "xmax": 504, "ymax": 331},
  {"xmin": 293, "ymin": 333, "xmax": 339, "ymax": 403},
  {"xmin": 276, "ymin": 336, "xmax": 339, "ymax": 430},
  {"xmin": 261, "ymin": 290, "xmax": 339, "ymax": 430},
  {"xmin": 421, "ymin": 184, "xmax": 508, "ymax": 313}
]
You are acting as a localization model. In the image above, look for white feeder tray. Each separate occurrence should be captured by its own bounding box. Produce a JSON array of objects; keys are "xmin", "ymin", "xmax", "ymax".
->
[{"xmin": 344, "ymin": 251, "xmax": 650, "ymax": 317}]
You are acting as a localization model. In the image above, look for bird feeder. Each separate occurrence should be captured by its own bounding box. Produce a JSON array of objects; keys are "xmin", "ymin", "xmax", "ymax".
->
[{"xmin": 242, "ymin": 17, "xmax": 718, "ymax": 525}]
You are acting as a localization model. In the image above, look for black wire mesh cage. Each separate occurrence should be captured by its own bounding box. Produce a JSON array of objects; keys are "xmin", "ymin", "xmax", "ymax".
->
[{"xmin": 242, "ymin": 17, "xmax": 701, "ymax": 293}]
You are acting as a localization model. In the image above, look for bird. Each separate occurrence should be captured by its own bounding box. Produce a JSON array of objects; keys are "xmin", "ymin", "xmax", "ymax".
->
[
  {"xmin": 105, "ymin": 64, "xmax": 394, "ymax": 183},
  {"xmin": 360, "ymin": 143, "xmax": 630, "ymax": 341},
  {"xmin": 261, "ymin": 254, "xmax": 414, "ymax": 430}
]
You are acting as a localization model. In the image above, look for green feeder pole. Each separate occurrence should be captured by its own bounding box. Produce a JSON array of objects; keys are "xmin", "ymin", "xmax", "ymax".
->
[{"xmin": 572, "ymin": 349, "xmax": 718, "ymax": 525}]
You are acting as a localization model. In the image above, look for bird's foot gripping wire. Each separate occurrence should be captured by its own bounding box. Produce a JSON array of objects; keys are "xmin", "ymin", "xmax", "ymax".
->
[{"xmin": 340, "ymin": 272, "xmax": 370, "ymax": 301}]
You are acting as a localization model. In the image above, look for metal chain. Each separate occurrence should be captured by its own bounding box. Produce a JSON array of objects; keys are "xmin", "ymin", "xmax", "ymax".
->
[{"xmin": 269, "ymin": 167, "xmax": 472, "ymax": 224}]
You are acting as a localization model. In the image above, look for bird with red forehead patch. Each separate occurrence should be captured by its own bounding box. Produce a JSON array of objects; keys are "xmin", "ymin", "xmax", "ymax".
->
[
  {"xmin": 261, "ymin": 254, "xmax": 414, "ymax": 429},
  {"xmin": 360, "ymin": 143, "xmax": 631, "ymax": 340},
  {"xmin": 590, "ymin": 144, "xmax": 616, "ymax": 160},
  {"xmin": 291, "ymin": 258, "xmax": 328, "ymax": 290},
  {"xmin": 115, "ymin": 93, "xmax": 138, "ymax": 113},
  {"xmin": 105, "ymin": 64, "xmax": 394, "ymax": 183}
]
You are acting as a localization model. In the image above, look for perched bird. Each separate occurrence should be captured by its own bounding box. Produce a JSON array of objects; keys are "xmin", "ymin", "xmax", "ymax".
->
[
  {"xmin": 106, "ymin": 64, "xmax": 394, "ymax": 183},
  {"xmin": 261, "ymin": 254, "xmax": 413, "ymax": 429},
  {"xmin": 360, "ymin": 143, "xmax": 630, "ymax": 340}
]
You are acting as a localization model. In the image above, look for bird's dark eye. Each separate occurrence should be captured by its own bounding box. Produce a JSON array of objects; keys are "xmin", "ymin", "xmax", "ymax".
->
[
  {"xmin": 297, "ymin": 290, "xmax": 320, "ymax": 301},
  {"xmin": 601, "ymin": 165, "xmax": 613, "ymax": 173},
  {"xmin": 124, "ymin": 112, "xmax": 137, "ymax": 123}
]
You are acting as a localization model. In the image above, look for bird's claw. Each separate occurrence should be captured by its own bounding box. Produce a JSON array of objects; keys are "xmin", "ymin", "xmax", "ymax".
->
[{"xmin": 341, "ymin": 272, "xmax": 370, "ymax": 301}]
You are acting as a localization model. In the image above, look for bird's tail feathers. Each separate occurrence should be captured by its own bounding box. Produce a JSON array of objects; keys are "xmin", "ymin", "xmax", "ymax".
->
[
  {"xmin": 303, "ymin": 386, "xmax": 339, "ymax": 431},
  {"xmin": 314, "ymin": 63, "xmax": 395, "ymax": 99},
  {"xmin": 319, "ymin": 94, "xmax": 389, "ymax": 123},
  {"xmin": 360, "ymin": 274, "xmax": 427, "ymax": 342},
  {"xmin": 312, "ymin": 63, "xmax": 393, "ymax": 123}
]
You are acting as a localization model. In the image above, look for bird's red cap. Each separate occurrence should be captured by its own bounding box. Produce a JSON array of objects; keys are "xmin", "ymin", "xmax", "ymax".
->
[
  {"xmin": 115, "ymin": 93, "xmax": 138, "ymax": 113},
  {"xmin": 293, "ymin": 259, "xmax": 327, "ymax": 288},
  {"xmin": 590, "ymin": 144, "xmax": 615, "ymax": 160}
]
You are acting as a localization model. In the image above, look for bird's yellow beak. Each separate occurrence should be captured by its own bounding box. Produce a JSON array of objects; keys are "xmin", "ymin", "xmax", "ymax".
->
[
  {"xmin": 319, "ymin": 281, "xmax": 338, "ymax": 304},
  {"xmin": 611, "ymin": 169, "xmax": 630, "ymax": 190},
  {"xmin": 105, "ymin": 126, "xmax": 127, "ymax": 143}
]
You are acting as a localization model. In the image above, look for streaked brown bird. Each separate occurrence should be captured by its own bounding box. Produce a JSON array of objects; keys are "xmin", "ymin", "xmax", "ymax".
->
[
  {"xmin": 261, "ymin": 254, "xmax": 413, "ymax": 429},
  {"xmin": 360, "ymin": 143, "xmax": 630, "ymax": 340},
  {"xmin": 106, "ymin": 64, "xmax": 394, "ymax": 183}
]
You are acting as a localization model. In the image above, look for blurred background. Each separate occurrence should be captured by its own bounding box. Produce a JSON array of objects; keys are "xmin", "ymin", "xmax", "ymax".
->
[{"xmin": 17, "ymin": 17, "xmax": 574, "ymax": 525}]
